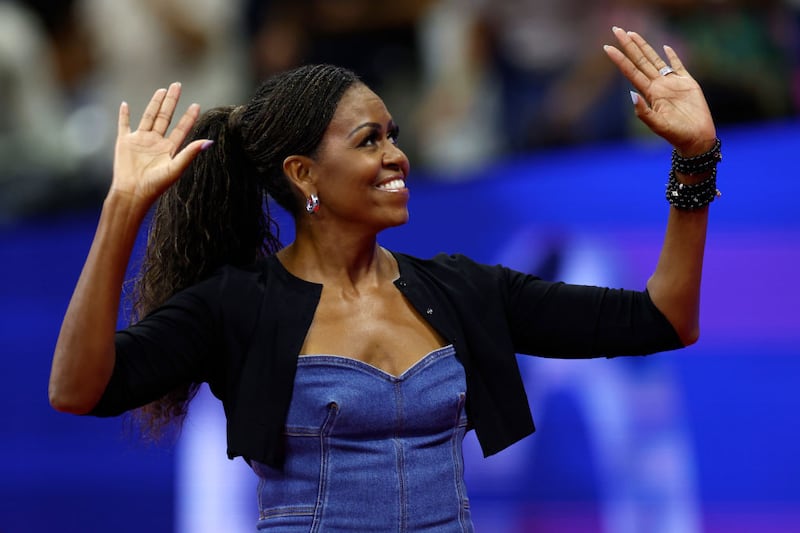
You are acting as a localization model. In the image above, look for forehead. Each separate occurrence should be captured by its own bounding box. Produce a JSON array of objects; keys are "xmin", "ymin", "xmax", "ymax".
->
[{"xmin": 326, "ymin": 84, "xmax": 391, "ymax": 133}]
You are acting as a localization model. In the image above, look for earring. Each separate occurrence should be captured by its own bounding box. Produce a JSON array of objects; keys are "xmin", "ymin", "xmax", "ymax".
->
[{"xmin": 305, "ymin": 193, "xmax": 320, "ymax": 214}]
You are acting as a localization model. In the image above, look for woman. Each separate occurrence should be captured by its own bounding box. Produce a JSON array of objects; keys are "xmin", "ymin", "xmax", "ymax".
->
[{"xmin": 49, "ymin": 27, "xmax": 719, "ymax": 531}]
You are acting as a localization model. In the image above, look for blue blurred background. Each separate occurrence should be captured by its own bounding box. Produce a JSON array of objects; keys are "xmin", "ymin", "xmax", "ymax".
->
[{"xmin": 2, "ymin": 1, "xmax": 799, "ymax": 532}]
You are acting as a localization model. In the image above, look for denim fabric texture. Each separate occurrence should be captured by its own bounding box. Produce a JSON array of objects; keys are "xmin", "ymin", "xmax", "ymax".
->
[{"xmin": 251, "ymin": 344, "xmax": 473, "ymax": 532}]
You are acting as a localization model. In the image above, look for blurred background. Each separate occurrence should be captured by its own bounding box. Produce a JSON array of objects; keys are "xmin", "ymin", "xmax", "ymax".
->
[{"xmin": 1, "ymin": 0, "xmax": 799, "ymax": 531}]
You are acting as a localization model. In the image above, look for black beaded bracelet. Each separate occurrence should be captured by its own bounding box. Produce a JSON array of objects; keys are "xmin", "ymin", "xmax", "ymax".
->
[
  {"xmin": 665, "ymin": 167, "xmax": 721, "ymax": 210},
  {"xmin": 671, "ymin": 138, "xmax": 722, "ymax": 175}
]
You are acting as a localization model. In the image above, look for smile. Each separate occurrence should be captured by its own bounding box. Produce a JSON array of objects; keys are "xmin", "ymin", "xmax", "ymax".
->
[{"xmin": 375, "ymin": 178, "xmax": 406, "ymax": 191}]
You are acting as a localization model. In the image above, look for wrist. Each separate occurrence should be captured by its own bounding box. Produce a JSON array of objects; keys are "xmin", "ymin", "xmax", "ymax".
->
[
  {"xmin": 104, "ymin": 188, "xmax": 151, "ymax": 222},
  {"xmin": 666, "ymin": 138, "xmax": 722, "ymax": 210},
  {"xmin": 671, "ymin": 138, "xmax": 722, "ymax": 176},
  {"xmin": 674, "ymin": 137, "xmax": 718, "ymax": 159}
]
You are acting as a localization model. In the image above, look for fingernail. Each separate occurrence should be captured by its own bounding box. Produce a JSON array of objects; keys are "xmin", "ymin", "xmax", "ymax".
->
[
  {"xmin": 200, "ymin": 140, "xmax": 214, "ymax": 151},
  {"xmin": 630, "ymin": 91, "xmax": 640, "ymax": 105}
]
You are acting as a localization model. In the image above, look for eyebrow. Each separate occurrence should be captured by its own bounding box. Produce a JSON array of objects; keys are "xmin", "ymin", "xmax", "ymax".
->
[{"xmin": 347, "ymin": 120, "xmax": 398, "ymax": 138}]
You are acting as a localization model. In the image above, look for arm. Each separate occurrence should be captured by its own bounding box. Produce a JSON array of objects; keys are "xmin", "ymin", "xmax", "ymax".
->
[
  {"xmin": 647, "ymin": 194, "xmax": 708, "ymax": 346},
  {"xmin": 504, "ymin": 274, "xmax": 682, "ymax": 358},
  {"xmin": 49, "ymin": 83, "xmax": 209, "ymax": 414},
  {"xmin": 604, "ymin": 27, "xmax": 718, "ymax": 346}
]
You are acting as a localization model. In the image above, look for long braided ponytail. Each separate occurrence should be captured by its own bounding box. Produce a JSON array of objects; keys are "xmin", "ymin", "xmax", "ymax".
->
[{"xmin": 129, "ymin": 64, "xmax": 359, "ymax": 439}]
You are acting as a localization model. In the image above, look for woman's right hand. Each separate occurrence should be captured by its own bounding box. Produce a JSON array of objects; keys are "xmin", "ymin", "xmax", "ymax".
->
[{"xmin": 111, "ymin": 82, "xmax": 210, "ymax": 206}]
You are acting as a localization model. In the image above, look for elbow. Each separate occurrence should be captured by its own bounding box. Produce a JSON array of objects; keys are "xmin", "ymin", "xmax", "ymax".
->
[
  {"xmin": 49, "ymin": 343, "xmax": 114, "ymax": 415},
  {"xmin": 48, "ymin": 383, "xmax": 96, "ymax": 415},
  {"xmin": 676, "ymin": 324, "xmax": 700, "ymax": 348}
]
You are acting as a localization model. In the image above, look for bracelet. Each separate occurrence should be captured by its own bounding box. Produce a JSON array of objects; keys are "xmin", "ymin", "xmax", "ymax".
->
[
  {"xmin": 671, "ymin": 138, "xmax": 722, "ymax": 175},
  {"xmin": 665, "ymin": 167, "xmax": 721, "ymax": 210}
]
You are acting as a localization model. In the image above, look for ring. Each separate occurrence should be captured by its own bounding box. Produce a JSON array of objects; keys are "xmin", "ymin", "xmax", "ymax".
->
[{"xmin": 659, "ymin": 66, "xmax": 676, "ymax": 76}]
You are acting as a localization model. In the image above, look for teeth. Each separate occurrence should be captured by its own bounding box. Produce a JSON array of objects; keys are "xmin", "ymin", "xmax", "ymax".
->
[{"xmin": 377, "ymin": 178, "xmax": 405, "ymax": 190}]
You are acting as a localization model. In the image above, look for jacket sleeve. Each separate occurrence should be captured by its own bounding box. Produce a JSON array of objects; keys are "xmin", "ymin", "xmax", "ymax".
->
[
  {"xmin": 88, "ymin": 272, "xmax": 226, "ymax": 417},
  {"xmin": 500, "ymin": 266, "xmax": 683, "ymax": 357}
]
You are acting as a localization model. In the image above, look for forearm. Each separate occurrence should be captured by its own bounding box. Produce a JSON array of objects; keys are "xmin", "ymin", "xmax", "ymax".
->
[
  {"xmin": 646, "ymin": 134, "xmax": 718, "ymax": 345},
  {"xmin": 49, "ymin": 191, "xmax": 149, "ymax": 414},
  {"xmin": 646, "ymin": 201, "xmax": 709, "ymax": 346}
]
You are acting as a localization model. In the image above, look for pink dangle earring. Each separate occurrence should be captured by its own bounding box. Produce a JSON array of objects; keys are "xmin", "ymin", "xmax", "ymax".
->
[{"xmin": 305, "ymin": 193, "xmax": 320, "ymax": 214}]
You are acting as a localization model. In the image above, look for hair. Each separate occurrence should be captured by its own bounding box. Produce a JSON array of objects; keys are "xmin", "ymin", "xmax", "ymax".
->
[{"xmin": 129, "ymin": 64, "xmax": 360, "ymax": 440}]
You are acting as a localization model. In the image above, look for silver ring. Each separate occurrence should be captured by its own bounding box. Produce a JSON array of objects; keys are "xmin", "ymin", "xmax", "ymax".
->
[{"xmin": 659, "ymin": 66, "xmax": 676, "ymax": 76}]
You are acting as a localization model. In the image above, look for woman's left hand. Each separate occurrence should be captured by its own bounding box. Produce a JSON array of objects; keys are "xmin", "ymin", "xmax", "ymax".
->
[{"xmin": 604, "ymin": 26, "xmax": 717, "ymax": 157}]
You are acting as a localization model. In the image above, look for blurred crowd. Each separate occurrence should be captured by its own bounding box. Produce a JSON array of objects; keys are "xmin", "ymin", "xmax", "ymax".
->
[{"xmin": 1, "ymin": 0, "xmax": 798, "ymax": 221}]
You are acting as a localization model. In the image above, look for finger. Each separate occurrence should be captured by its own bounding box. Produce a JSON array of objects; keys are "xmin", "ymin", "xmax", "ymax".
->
[
  {"xmin": 626, "ymin": 31, "xmax": 669, "ymax": 73},
  {"xmin": 611, "ymin": 26, "xmax": 660, "ymax": 79},
  {"xmin": 118, "ymin": 101, "xmax": 131, "ymax": 137},
  {"xmin": 630, "ymin": 91, "xmax": 650, "ymax": 120},
  {"xmin": 629, "ymin": 91, "xmax": 663, "ymax": 136},
  {"xmin": 603, "ymin": 44, "xmax": 652, "ymax": 94},
  {"xmin": 138, "ymin": 87, "xmax": 168, "ymax": 132},
  {"xmin": 171, "ymin": 138, "xmax": 212, "ymax": 177},
  {"xmin": 152, "ymin": 82, "xmax": 182, "ymax": 136},
  {"xmin": 166, "ymin": 102, "xmax": 202, "ymax": 156},
  {"xmin": 663, "ymin": 45, "xmax": 688, "ymax": 75}
]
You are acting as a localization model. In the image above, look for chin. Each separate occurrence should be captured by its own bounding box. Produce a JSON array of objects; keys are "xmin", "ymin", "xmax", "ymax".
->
[{"xmin": 381, "ymin": 210, "xmax": 410, "ymax": 230}]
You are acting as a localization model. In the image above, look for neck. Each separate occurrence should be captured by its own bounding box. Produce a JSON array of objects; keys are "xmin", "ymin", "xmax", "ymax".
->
[{"xmin": 278, "ymin": 222, "xmax": 395, "ymax": 290}]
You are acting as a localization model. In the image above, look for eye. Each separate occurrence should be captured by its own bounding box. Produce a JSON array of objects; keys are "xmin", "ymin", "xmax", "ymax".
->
[
  {"xmin": 360, "ymin": 130, "xmax": 380, "ymax": 147},
  {"xmin": 388, "ymin": 125, "xmax": 400, "ymax": 145},
  {"xmin": 358, "ymin": 124, "xmax": 400, "ymax": 148}
]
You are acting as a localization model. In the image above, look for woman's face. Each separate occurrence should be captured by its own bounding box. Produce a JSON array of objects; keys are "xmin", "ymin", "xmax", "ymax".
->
[{"xmin": 309, "ymin": 83, "xmax": 410, "ymax": 232}]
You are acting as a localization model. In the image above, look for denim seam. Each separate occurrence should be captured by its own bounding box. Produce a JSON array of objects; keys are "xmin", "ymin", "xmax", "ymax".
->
[
  {"xmin": 452, "ymin": 392, "xmax": 471, "ymax": 532},
  {"xmin": 309, "ymin": 401, "xmax": 338, "ymax": 533},
  {"xmin": 394, "ymin": 380, "xmax": 408, "ymax": 532},
  {"xmin": 260, "ymin": 505, "xmax": 316, "ymax": 519}
]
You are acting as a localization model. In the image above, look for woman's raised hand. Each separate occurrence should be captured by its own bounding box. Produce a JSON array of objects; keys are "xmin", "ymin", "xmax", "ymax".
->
[
  {"xmin": 111, "ymin": 82, "xmax": 210, "ymax": 205},
  {"xmin": 604, "ymin": 27, "xmax": 717, "ymax": 157},
  {"xmin": 50, "ymin": 82, "xmax": 211, "ymax": 414}
]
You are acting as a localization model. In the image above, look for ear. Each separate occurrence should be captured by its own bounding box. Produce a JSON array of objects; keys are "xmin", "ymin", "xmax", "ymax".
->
[{"xmin": 283, "ymin": 155, "xmax": 316, "ymax": 197}]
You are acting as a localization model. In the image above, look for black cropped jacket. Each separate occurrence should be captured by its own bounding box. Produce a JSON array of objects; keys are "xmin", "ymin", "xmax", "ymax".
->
[{"xmin": 92, "ymin": 252, "xmax": 682, "ymax": 467}]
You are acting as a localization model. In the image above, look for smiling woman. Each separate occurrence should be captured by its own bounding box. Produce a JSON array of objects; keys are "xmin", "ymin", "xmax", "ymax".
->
[
  {"xmin": 284, "ymin": 83, "xmax": 411, "ymax": 236},
  {"xmin": 49, "ymin": 27, "xmax": 721, "ymax": 532}
]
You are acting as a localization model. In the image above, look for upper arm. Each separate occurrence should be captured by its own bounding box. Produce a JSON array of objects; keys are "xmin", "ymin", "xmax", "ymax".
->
[
  {"xmin": 90, "ymin": 277, "xmax": 224, "ymax": 417},
  {"xmin": 503, "ymin": 268, "xmax": 682, "ymax": 358}
]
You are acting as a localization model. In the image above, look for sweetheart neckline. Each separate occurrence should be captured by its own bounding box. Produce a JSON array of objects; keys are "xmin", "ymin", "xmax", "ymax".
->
[{"xmin": 297, "ymin": 344, "xmax": 455, "ymax": 380}]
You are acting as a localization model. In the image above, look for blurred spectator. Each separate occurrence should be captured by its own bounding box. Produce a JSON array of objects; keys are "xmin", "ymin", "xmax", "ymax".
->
[
  {"xmin": 789, "ymin": 0, "xmax": 800, "ymax": 112},
  {"xmin": 413, "ymin": 0, "xmax": 661, "ymax": 174},
  {"xmin": 414, "ymin": 0, "xmax": 798, "ymax": 174},
  {"xmin": 0, "ymin": 0, "xmax": 91, "ymax": 220},
  {"xmin": 245, "ymin": 0, "xmax": 432, "ymax": 82},
  {"xmin": 243, "ymin": 0, "xmax": 435, "ymax": 163},
  {"xmin": 652, "ymin": 0, "xmax": 794, "ymax": 125},
  {"xmin": 74, "ymin": 0, "xmax": 250, "ymax": 173},
  {"xmin": 1, "ymin": 0, "xmax": 250, "ymax": 221}
]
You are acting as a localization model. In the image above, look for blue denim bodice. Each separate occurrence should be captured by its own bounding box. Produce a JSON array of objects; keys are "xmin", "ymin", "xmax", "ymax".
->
[{"xmin": 251, "ymin": 344, "xmax": 473, "ymax": 532}]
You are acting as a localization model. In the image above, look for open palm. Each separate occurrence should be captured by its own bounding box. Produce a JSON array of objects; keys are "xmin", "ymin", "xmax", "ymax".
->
[
  {"xmin": 604, "ymin": 27, "xmax": 717, "ymax": 157},
  {"xmin": 112, "ymin": 82, "xmax": 209, "ymax": 205}
]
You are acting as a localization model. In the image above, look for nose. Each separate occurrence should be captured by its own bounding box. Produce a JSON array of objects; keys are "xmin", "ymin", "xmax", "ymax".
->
[{"xmin": 383, "ymin": 142, "xmax": 410, "ymax": 175}]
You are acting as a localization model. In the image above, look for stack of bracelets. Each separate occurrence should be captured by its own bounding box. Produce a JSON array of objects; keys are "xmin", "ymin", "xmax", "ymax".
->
[{"xmin": 665, "ymin": 138, "xmax": 722, "ymax": 210}]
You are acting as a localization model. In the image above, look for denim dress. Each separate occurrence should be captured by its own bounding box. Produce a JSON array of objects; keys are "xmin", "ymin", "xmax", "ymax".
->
[{"xmin": 250, "ymin": 344, "xmax": 474, "ymax": 532}]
